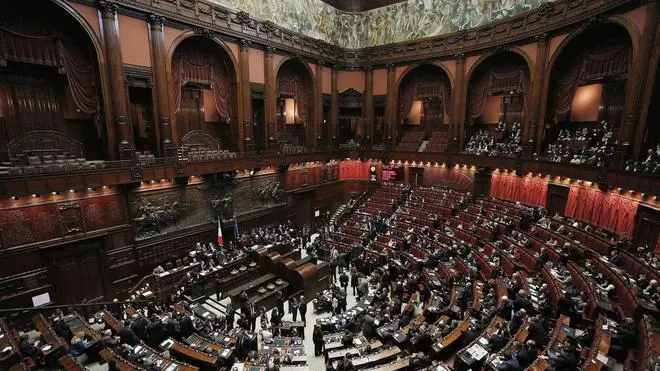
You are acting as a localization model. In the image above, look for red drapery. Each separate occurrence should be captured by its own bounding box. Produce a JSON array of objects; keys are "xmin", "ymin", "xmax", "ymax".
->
[
  {"xmin": 490, "ymin": 172, "xmax": 547, "ymax": 207},
  {"xmin": 398, "ymin": 74, "xmax": 451, "ymax": 122},
  {"xmin": 553, "ymin": 42, "xmax": 630, "ymax": 119},
  {"xmin": 469, "ymin": 67, "xmax": 528, "ymax": 120},
  {"xmin": 172, "ymin": 46, "xmax": 232, "ymax": 121},
  {"xmin": 564, "ymin": 186, "xmax": 638, "ymax": 237},
  {"xmin": 0, "ymin": 20, "xmax": 98, "ymax": 114}
]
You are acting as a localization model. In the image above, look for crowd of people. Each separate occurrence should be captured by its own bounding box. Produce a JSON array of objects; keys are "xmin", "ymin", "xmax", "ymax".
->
[
  {"xmin": 464, "ymin": 122, "xmax": 522, "ymax": 158},
  {"xmin": 625, "ymin": 144, "xmax": 660, "ymax": 175},
  {"xmin": 542, "ymin": 121, "xmax": 616, "ymax": 167}
]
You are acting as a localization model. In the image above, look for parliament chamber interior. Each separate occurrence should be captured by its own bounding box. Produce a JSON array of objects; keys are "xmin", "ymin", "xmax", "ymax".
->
[{"xmin": 0, "ymin": 0, "xmax": 659, "ymax": 370}]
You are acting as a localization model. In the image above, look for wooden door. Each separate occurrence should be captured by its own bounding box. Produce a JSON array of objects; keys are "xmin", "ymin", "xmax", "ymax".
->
[{"xmin": 49, "ymin": 241, "xmax": 105, "ymax": 304}]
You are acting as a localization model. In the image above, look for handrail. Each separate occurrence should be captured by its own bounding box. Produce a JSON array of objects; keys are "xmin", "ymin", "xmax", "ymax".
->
[{"xmin": 0, "ymin": 300, "xmax": 153, "ymax": 314}]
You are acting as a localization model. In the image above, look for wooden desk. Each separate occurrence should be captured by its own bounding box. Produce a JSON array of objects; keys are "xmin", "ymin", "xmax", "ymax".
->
[
  {"xmin": 162, "ymin": 338, "xmax": 219, "ymax": 370},
  {"xmin": 99, "ymin": 348, "xmax": 141, "ymax": 371},
  {"xmin": 64, "ymin": 313, "xmax": 100, "ymax": 341},
  {"xmin": 33, "ymin": 314, "xmax": 60, "ymax": 345},
  {"xmin": 361, "ymin": 357, "xmax": 410, "ymax": 371},
  {"xmin": 102, "ymin": 311, "xmax": 123, "ymax": 333},
  {"xmin": 433, "ymin": 321, "xmax": 470, "ymax": 352},
  {"xmin": 131, "ymin": 342, "xmax": 198, "ymax": 371},
  {"xmin": 184, "ymin": 334, "xmax": 234, "ymax": 360},
  {"xmin": 327, "ymin": 340, "xmax": 383, "ymax": 361},
  {"xmin": 58, "ymin": 354, "xmax": 85, "ymax": 371},
  {"xmin": 351, "ymin": 346, "xmax": 401, "ymax": 368}
]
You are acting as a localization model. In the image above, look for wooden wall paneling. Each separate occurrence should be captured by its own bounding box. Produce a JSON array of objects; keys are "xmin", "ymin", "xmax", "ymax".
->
[
  {"xmin": 633, "ymin": 204, "xmax": 660, "ymax": 251},
  {"xmin": 546, "ymin": 183, "xmax": 570, "ymax": 216}
]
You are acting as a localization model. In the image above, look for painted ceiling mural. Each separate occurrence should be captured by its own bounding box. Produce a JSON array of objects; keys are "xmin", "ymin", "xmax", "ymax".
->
[{"xmin": 210, "ymin": 0, "xmax": 550, "ymax": 48}]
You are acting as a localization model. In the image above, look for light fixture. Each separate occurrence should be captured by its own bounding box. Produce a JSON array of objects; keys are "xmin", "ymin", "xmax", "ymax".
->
[{"xmin": 69, "ymin": 189, "xmax": 75, "ymax": 193}]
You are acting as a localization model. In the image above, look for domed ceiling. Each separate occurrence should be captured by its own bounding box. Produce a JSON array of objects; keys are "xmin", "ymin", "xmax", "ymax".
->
[{"xmin": 209, "ymin": 0, "xmax": 549, "ymax": 48}]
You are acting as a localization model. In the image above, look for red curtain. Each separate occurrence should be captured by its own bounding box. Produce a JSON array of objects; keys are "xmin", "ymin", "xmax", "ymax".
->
[
  {"xmin": 469, "ymin": 67, "xmax": 529, "ymax": 120},
  {"xmin": 172, "ymin": 45, "xmax": 232, "ymax": 121},
  {"xmin": 490, "ymin": 172, "xmax": 547, "ymax": 207},
  {"xmin": 565, "ymin": 186, "xmax": 638, "ymax": 237}
]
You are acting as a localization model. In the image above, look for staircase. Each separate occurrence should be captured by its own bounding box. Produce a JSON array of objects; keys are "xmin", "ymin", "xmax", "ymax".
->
[{"xmin": 330, "ymin": 204, "xmax": 347, "ymax": 226}]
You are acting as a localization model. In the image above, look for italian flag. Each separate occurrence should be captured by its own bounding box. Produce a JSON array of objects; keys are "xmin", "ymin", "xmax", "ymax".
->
[{"xmin": 217, "ymin": 217, "xmax": 224, "ymax": 248}]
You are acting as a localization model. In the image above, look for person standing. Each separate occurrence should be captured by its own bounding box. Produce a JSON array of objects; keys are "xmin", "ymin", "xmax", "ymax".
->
[
  {"xmin": 350, "ymin": 265, "xmax": 359, "ymax": 295},
  {"xmin": 298, "ymin": 295, "xmax": 307, "ymax": 326},
  {"xmin": 290, "ymin": 296, "xmax": 299, "ymax": 322},
  {"xmin": 340, "ymin": 271, "xmax": 349, "ymax": 291},
  {"xmin": 313, "ymin": 325, "xmax": 324, "ymax": 356}
]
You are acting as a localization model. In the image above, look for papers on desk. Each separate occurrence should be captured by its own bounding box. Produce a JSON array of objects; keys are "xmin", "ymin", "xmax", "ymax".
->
[
  {"xmin": 478, "ymin": 337, "xmax": 489, "ymax": 346},
  {"xmin": 165, "ymin": 363, "xmax": 178, "ymax": 371},
  {"xmin": 2, "ymin": 346, "xmax": 12, "ymax": 353},
  {"xmin": 42, "ymin": 345, "xmax": 52, "ymax": 352},
  {"xmin": 596, "ymin": 352, "xmax": 612, "ymax": 366},
  {"xmin": 160, "ymin": 339, "xmax": 174, "ymax": 349},
  {"xmin": 220, "ymin": 349, "xmax": 231, "ymax": 357},
  {"xmin": 467, "ymin": 344, "xmax": 489, "ymax": 361}
]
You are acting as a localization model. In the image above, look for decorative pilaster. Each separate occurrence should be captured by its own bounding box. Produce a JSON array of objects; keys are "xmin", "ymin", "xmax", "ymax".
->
[
  {"xmin": 386, "ymin": 64, "xmax": 397, "ymax": 148},
  {"xmin": 364, "ymin": 65, "xmax": 374, "ymax": 147},
  {"xmin": 264, "ymin": 46, "xmax": 277, "ymax": 148},
  {"xmin": 330, "ymin": 65, "xmax": 339, "ymax": 147},
  {"xmin": 451, "ymin": 53, "xmax": 466, "ymax": 152},
  {"xmin": 239, "ymin": 39, "xmax": 252, "ymax": 151},
  {"xmin": 98, "ymin": 0, "xmax": 133, "ymax": 159},
  {"xmin": 528, "ymin": 33, "xmax": 549, "ymax": 156},
  {"xmin": 315, "ymin": 60, "xmax": 324, "ymax": 146},
  {"xmin": 148, "ymin": 14, "xmax": 174, "ymax": 157},
  {"xmin": 632, "ymin": 1, "xmax": 659, "ymax": 159}
]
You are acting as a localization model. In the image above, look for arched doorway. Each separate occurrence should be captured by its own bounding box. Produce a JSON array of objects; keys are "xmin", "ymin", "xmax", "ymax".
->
[
  {"xmin": 542, "ymin": 23, "xmax": 632, "ymax": 159},
  {"xmin": 0, "ymin": 0, "xmax": 105, "ymax": 162},
  {"xmin": 275, "ymin": 59, "xmax": 314, "ymax": 148},
  {"xmin": 396, "ymin": 64, "xmax": 452, "ymax": 152},
  {"xmin": 171, "ymin": 36, "xmax": 238, "ymax": 150},
  {"xmin": 464, "ymin": 51, "xmax": 530, "ymax": 156}
]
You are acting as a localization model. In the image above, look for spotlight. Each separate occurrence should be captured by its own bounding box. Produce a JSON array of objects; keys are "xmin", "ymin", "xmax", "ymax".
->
[
  {"xmin": 12, "ymin": 196, "xmax": 18, "ymax": 200},
  {"xmin": 69, "ymin": 189, "xmax": 75, "ymax": 193}
]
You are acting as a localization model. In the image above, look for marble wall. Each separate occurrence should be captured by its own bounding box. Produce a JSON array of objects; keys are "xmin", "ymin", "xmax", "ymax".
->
[{"xmin": 211, "ymin": 0, "xmax": 548, "ymax": 48}]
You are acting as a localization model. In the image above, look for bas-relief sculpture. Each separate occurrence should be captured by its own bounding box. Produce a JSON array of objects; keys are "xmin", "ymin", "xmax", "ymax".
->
[
  {"xmin": 130, "ymin": 174, "xmax": 284, "ymax": 240},
  {"xmin": 210, "ymin": 0, "xmax": 548, "ymax": 48}
]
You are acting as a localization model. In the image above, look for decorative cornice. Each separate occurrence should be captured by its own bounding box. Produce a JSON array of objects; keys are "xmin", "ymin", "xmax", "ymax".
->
[
  {"xmin": 240, "ymin": 38, "xmax": 251, "ymax": 50},
  {"xmin": 454, "ymin": 53, "xmax": 466, "ymax": 62},
  {"xmin": 193, "ymin": 27, "xmax": 211, "ymax": 36},
  {"xmin": 364, "ymin": 65, "xmax": 373, "ymax": 72},
  {"xmin": 265, "ymin": 46, "xmax": 275, "ymax": 56},
  {"xmin": 73, "ymin": 0, "xmax": 635, "ymax": 68},
  {"xmin": 535, "ymin": 32, "xmax": 549, "ymax": 46}
]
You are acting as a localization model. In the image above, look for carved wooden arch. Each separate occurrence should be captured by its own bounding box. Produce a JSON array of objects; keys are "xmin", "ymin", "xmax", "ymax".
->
[
  {"xmin": 464, "ymin": 47, "xmax": 534, "ymax": 90},
  {"xmin": 395, "ymin": 62, "xmax": 455, "ymax": 93},
  {"xmin": 51, "ymin": 0, "xmax": 114, "ymax": 159},
  {"xmin": 274, "ymin": 56, "xmax": 316, "ymax": 87},
  {"xmin": 166, "ymin": 31, "xmax": 240, "ymax": 144},
  {"xmin": 180, "ymin": 130, "xmax": 222, "ymax": 150},
  {"xmin": 536, "ymin": 19, "xmax": 639, "ymax": 152}
]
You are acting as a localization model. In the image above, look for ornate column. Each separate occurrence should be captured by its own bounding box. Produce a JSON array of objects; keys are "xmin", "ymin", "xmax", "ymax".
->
[
  {"xmin": 315, "ymin": 60, "xmax": 324, "ymax": 146},
  {"xmin": 633, "ymin": 1, "xmax": 659, "ymax": 159},
  {"xmin": 330, "ymin": 65, "xmax": 339, "ymax": 147},
  {"xmin": 451, "ymin": 53, "xmax": 466, "ymax": 152},
  {"xmin": 264, "ymin": 46, "xmax": 277, "ymax": 148},
  {"xmin": 527, "ymin": 33, "xmax": 549, "ymax": 156},
  {"xmin": 239, "ymin": 39, "xmax": 252, "ymax": 151},
  {"xmin": 364, "ymin": 65, "xmax": 374, "ymax": 147},
  {"xmin": 147, "ymin": 14, "xmax": 174, "ymax": 157},
  {"xmin": 620, "ymin": 2, "xmax": 658, "ymax": 163},
  {"xmin": 386, "ymin": 64, "xmax": 397, "ymax": 149},
  {"xmin": 98, "ymin": 0, "xmax": 133, "ymax": 160}
]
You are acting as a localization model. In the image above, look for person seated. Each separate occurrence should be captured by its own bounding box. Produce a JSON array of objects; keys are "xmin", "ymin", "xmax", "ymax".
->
[
  {"xmin": 118, "ymin": 320, "xmax": 140, "ymax": 346},
  {"xmin": 69, "ymin": 331, "xmax": 94, "ymax": 357}
]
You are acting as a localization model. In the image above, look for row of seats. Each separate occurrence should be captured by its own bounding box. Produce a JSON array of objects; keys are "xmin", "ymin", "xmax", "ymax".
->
[{"xmin": 179, "ymin": 147, "xmax": 237, "ymax": 162}]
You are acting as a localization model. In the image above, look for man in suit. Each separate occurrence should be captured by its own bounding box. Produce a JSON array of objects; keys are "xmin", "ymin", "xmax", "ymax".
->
[
  {"xmin": 298, "ymin": 296, "xmax": 307, "ymax": 326},
  {"xmin": 557, "ymin": 293, "xmax": 574, "ymax": 318},
  {"xmin": 166, "ymin": 316, "xmax": 180, "ymax": 340},
  {"xmin": 118, "ymin": 320, "xmax": 140, "ymax": 346},
  {"xmin": 130, "ymin": 315, "xmax": 148, "ymax": 340},
  {"xmin": 179, "ymin": 315, "xmax": 194, "ymax": 338},
  {"xmin": 508, "ymin": 309, "xmax": 525, "ymax": 334},
  {"xmin": 146, "ymin": 315, "xmax": 165, "ymax": 347},
  {"xmin": 276, "ymin": 291, "xmax": 285, "ymax": 316},
  {"xmin": 515, "ymin": 341, "xmax": 537, "ymax": 369},
  {"xmin": 498, "ymin": 296, "xmax": 514, "ymax": 320}
]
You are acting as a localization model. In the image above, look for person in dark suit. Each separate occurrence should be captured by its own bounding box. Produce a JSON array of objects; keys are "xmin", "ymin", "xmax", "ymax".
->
[
  {"xmin": 131, "ymin": 316, "xmax": 148, "ymax": 340},
  {"xmin": 549, "ymin": 346, "xmax": 578, "ymax": 371},
  {"xmin": 527, "ymin": 317, "xmax": 548, "ymax": 347},
  {"xmin": 609, "ymin": 318, "xmax": 637, "ymax": 361},
  {"xmin": 508, "ymin": 309, "xmax": 525, "ymax": 334},
  {"xmin": 166, "ymin": 316, "xmax": 180, "ymax": 340},
  {"xmin": 179, "ymin": 315, "xmax": 194, "ymax": 338},
  {"xmin": 298, "ymin": 296, "xmax": 307, "ymax": 325},
  {"xmin": 53, "ymin": 318, "xmax": 72, "ymax": 343},
  {"xmin": 19, "ymin": 334, "xmax": 42, "ymax": 360},
  {"xmin": 488, "ymin": 328, "xmax": 509, "ymax": 352},
  {"xmin": 312, "ymin": 325, "xmax": 324, "ymax": 356},
  {"xmin": 557, "ymin": 293, "xmax": 574, "ymax": 318},
  {"xmin": 498, "ymin": 296, "xmax": 514, "ymax": 320},
  {"xmin": 225, "ymin": 304, "xmax": 235, "ymax": 331},
  {"xmin": 276, "ymin": 291, "xmax": 285, "ymax": 316},
  {"xmin": 515, "ymin": 341, "xmax": 537, "ymax": 369},
  {"xmin": 118, "ymin": 320, "xmax": 140, "ymax": 346},
  {"xmin": 146, "ymin": 316, "xmax": 165, "ymax": 347}
]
